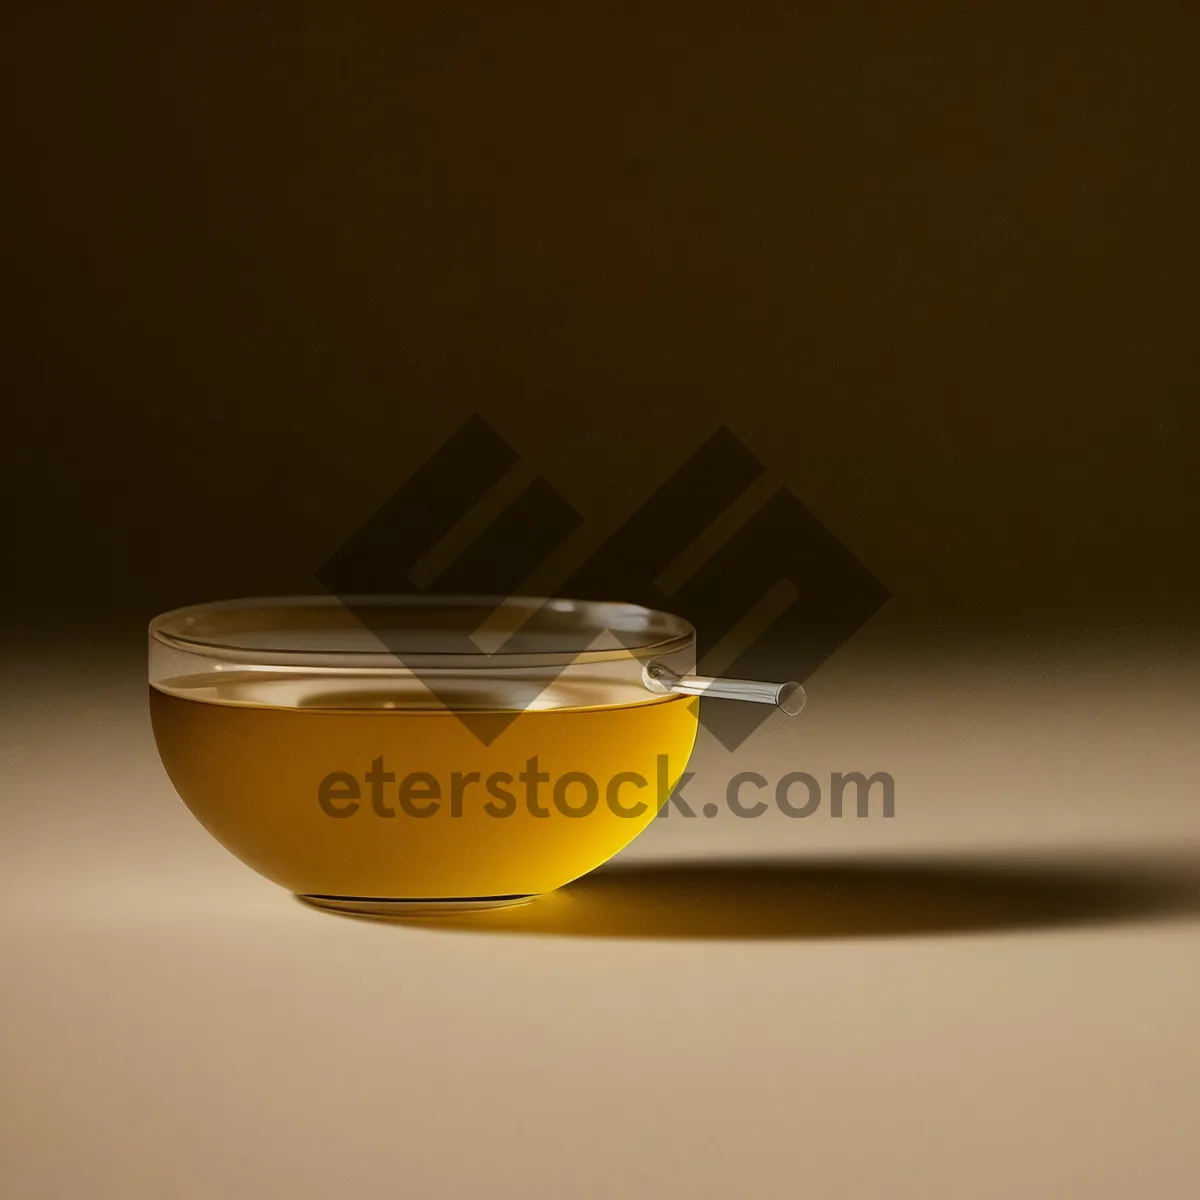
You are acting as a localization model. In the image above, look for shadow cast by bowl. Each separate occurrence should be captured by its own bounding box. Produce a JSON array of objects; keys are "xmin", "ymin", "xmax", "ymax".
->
[{"xmin": 362, "ymin": 852, "xmax": 1200, "ymax": 940}]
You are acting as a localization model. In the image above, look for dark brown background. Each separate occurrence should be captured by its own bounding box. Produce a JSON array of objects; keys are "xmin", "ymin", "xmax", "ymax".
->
[
  {"xmin": 3, "ymin": 3, "xmax": 1196, "ymax": 633},
  {"xmin": 3, "ymin": 12, "xmax": 1200, "ymax": 1197}
]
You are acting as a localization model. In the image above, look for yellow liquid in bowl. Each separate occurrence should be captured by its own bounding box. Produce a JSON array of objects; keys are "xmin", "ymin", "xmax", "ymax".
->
[{"xmin": 150, "ymin": 672, "xmax": 698, "ymax": 900}]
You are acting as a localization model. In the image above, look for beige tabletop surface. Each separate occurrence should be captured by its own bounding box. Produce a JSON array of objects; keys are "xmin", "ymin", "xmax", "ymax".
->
[{"xmin": 3, "ymin": 625, "xmax": 1198, "ymax": 1198}]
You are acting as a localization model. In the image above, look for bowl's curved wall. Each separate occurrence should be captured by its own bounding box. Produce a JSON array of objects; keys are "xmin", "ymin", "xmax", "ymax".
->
[{"xmin": 150, "ymin": 685, "xmax": 698, "ymax": 899}]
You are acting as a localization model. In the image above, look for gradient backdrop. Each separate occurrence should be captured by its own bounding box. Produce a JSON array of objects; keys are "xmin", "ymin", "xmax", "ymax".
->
[{"xmin": 2, "ymin": 6, "xmax": 1198, "ymax": 1199}]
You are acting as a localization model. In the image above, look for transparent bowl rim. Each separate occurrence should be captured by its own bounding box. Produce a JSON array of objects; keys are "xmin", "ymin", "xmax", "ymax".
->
[{"xmin": 149, "ymin": 594, "xmax": 697, "ymax": 670}]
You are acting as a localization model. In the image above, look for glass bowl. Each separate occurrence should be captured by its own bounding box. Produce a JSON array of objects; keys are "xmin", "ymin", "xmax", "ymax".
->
[{"xmin": 149, "ymin": 595, "xmax": 699, "ymax": 916}]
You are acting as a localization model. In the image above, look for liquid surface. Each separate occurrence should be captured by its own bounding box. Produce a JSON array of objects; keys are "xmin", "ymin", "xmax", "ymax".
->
[{"xmin": 150, "ymin": 672, "xmax": 698, "ymax": 899}]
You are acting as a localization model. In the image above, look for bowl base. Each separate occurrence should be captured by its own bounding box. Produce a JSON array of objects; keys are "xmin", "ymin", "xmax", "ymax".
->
[{"xmin": 298, "ymin": 893, "xmax": 537, "ymax": 919}]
